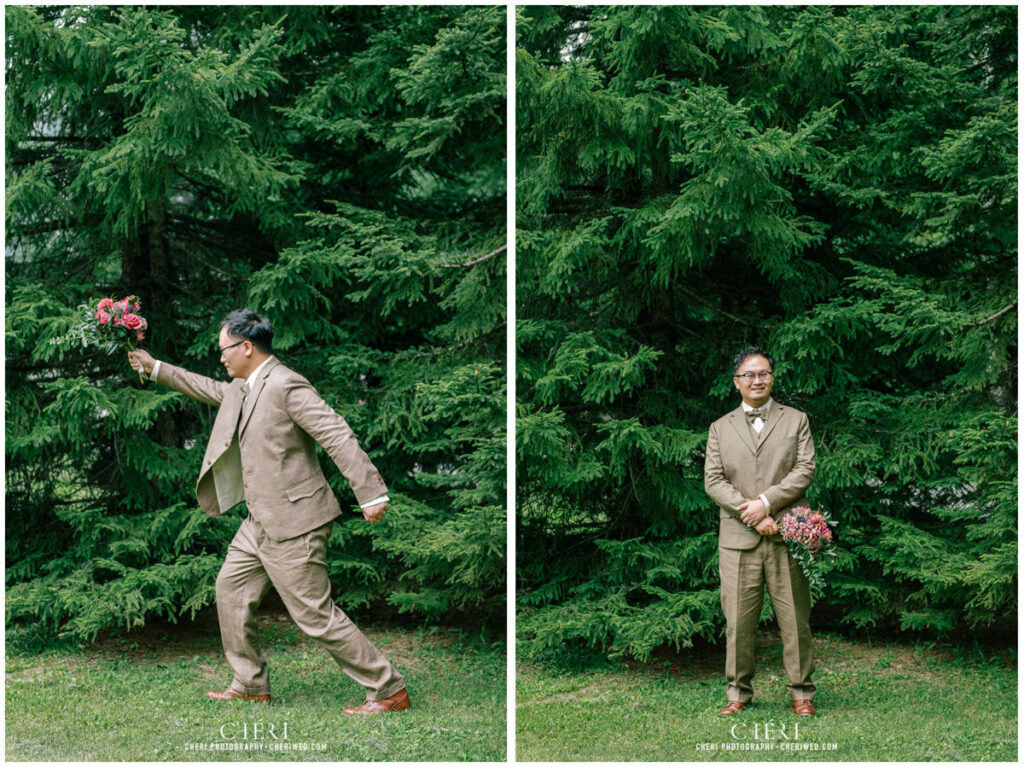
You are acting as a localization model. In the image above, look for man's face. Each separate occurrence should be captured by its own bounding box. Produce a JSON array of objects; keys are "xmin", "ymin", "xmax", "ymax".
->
[
  {"xmin": 733, "ymin": 354, "xmax": 774, "ymax": 407},
  {"xmin": 218, "ymin": 327, "xmax": 250, "ymax": 380}
]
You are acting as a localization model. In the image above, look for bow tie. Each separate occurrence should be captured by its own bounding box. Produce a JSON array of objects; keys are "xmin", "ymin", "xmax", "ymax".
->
[{"xmin": 746, "ymin": 408, "xmax": 766, "ymax": 422}]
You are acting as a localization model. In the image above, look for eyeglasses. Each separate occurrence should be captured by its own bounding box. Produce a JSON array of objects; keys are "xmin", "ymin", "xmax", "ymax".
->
[
  {"xmin": 734, "ymin": 371, "xmax": 773, "ymax": 382},
  {"xmin": 218, "ymin": 340, "xmax": 245, "ymax": 355}
]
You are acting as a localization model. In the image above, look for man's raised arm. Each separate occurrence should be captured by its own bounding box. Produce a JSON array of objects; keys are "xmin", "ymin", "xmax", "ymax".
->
[{"xmin": 128, "ymin": 349, "xmax": 229, "ymax": 406}]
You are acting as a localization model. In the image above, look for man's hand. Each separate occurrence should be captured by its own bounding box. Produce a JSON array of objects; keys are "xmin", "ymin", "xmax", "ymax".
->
[
  {"xmin": 127, "ymin": 349, "xmax": 156, "ymax": 375},
  {"xmin": 755, "ymin": 516, "xmax": 778, "ymax": 536},
  {"xmin": 738, "ymin": 498, "xmax": 768, "ymax": 526},
  {"xmin": 363, "ymin": 501, "xmax": 387, "ymax": 524}
]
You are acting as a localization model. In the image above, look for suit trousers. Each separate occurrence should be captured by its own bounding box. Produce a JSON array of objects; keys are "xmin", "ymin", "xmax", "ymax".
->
[
  {"xmin": 719, "ymin": 537, "xmax": 815, "ymax": 702},
  {"xmin": 215, "ymin": 514, "xmax": 406, "ymax": 700}
]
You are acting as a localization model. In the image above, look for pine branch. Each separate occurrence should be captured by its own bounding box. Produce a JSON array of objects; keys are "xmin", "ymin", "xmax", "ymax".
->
[
  {"xmin": 19, "ymin": 136, "xmax": 89, "ymax": 143},
  {"xmin": 965, "ymin": 301, "xmax": 1016, "ymax": 327},
  {"xmin": 439, "ymin": 244, "xmax": 506, "ymax": 268},
  {"xmin": 9, "ymin": 217, "xmax": 94, "ymax": 237},
  {"xmin": 677, "ymin": 285, "xmax": 754, "ymax": 327},
  {"xmin": 407, "ymin": 320, "xmax": 507, "ymax": 359}
]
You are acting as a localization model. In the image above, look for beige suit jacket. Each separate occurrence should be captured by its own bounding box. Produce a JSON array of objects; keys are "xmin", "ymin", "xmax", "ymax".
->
[
  {"xmin": 704, "ymin": 402, "xmax": 815, "ymax": 550},
  {"xmin": 156, "ymin": 357, "xmax": 388, "ymax": 541}
]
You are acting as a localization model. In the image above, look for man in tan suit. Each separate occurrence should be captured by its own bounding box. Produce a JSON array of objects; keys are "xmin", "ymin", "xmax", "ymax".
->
[
  {"xmin": 704, "ymin": 346, "xmax": 816, "ymax": 717},
  {"xmin": 129, "ymin": 309, "xmax": 408, "ymax": 714}
]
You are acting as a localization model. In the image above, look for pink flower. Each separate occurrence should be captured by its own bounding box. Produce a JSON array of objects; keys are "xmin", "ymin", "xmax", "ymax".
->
[
  {"xmin": 97, "ymin": 298, "xmax": 114, "ymax": 311},
  {"xmin": 96, "ymin": 310, "xmax": 111, "ymax": 325},
  {"xmin": 358, "ymin": 399, "xmax": 366, "ymax": 405},
  {"xmin": 122, "ymin": 313, "xmax": 144, "ymax": 330}
]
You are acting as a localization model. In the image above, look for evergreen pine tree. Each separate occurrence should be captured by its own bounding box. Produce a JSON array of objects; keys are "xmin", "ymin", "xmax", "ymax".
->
[
  {"xmin": 6, "ymin": 5, "xmax": 506, "ymax": 642},
  {"xmin": 516, "ymin": 5, "xmax": 1016, "ymax": 660}
]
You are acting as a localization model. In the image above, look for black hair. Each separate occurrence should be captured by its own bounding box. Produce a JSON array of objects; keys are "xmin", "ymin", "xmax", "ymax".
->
[
  {"xmin": 732, "ymin": 346, "xmax": 774, "ymax": 375},
  {"xmin": 220, "ymin": 309, "xmax": 274, "ymax": 354}
]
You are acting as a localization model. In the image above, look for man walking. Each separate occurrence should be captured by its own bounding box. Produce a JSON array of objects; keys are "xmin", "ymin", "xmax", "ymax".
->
[
  {"xmin": 129, "ymin": 309, "xmax": 409, "ymax": 714},
  {"xmin": 704, "ymin": 346, "xmax": 816, "ymax": 717}
]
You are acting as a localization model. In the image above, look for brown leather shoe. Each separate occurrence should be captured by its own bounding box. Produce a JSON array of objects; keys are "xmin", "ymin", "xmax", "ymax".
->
[
  {"xmin": 343, "ymin": 688, "xmax": 410, "ymax": 715},
  {"xmin": 720, "ymin": 700, "xmax": 748, "ymax": 715},
  {"xmin": 206, "ymin": 687, "xmax": 270, "ymax": 703},
  {"xmin": 791, "ymin": 699, "xmax": 815, "ymax": 716}
]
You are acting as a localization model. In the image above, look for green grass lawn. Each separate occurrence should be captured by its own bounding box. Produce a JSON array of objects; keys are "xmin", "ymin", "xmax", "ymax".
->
[
  {"xmin": 517, "ymin": 632, "xmax": 1016, "ymax": 761},
  {"xmin": 6, "ymin": 612, "xmax": 506, "ymax": 761}
]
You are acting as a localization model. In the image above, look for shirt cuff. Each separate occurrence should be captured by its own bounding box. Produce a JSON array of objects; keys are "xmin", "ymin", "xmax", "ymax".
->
[
  {"xmin": 759, "ymin": 493, "xmax": 771, "ymax": 513},
  {"xmin": 360, "ymin": 494, "xmax": 389, "ymax": 509},
  {"xmin": 152, "ymin": 360, "xmax": 162, "ymax": 379}
]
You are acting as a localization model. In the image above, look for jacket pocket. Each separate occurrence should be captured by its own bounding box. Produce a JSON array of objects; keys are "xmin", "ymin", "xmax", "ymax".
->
[{"xmin": 284, "ymin": 475, "xmax": 322, "ymax": 502}]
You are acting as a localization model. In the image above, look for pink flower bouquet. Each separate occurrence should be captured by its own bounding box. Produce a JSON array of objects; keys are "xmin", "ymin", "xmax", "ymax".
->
[
  {"xmin": 54, "ymin": 295, "xmax": 150, "ymax": 382},
  {"xmin": 95, "ymin": 296, "xmax": 148, "ymax": 342},
  {"xmin": 778, "ymin": 506, "xmax": 837, "ymax": 593}
]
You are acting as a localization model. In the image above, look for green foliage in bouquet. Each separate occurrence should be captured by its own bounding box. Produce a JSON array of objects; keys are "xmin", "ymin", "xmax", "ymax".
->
[
  {"xmin": 516, "ymin": 5, "xmax": 1016, "ymax": 661},
  {"xmin": 6, "ymin": 5, "xmax": 505, "ymax": 642}
]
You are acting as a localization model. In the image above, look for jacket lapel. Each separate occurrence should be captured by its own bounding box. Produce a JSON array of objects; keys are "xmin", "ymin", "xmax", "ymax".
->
[
  {"xmin": 758, "ymin": 402, "xmax": 785, "ymax": 448},
  {"xmin": 239, "ymin": 357, "xmax": 279, "ymax": 437},
  {"xmin": 727, "ymin": 406, "xmax": 757, "ymax": 456},
  {"xmin": 200, "ymin": 381, "xmax": 245, "ymax": 477},
  {"xmin": 220, "ymin": 382, "xmax": 246, "ymax": 437}
]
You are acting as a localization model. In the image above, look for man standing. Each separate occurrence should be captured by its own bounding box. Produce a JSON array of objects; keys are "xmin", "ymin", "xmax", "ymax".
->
[
  {"xmin": 128, "ymin": 309, "xmax": 409, "ymax": 714},
  {"xmin": 704, "ymin": 346, "xmax": 816, "ymax": 717}
]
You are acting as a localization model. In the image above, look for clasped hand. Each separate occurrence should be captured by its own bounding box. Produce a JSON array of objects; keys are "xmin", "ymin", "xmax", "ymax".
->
[{"xmin": 737, "ymin": 498, "xmax": 778, "ymax": 536}]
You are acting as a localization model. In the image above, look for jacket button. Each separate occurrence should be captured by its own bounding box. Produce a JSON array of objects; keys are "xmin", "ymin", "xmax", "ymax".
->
[{"xmin": 224, "ymin": 441, "xmax": 229, "ymax": 447}]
